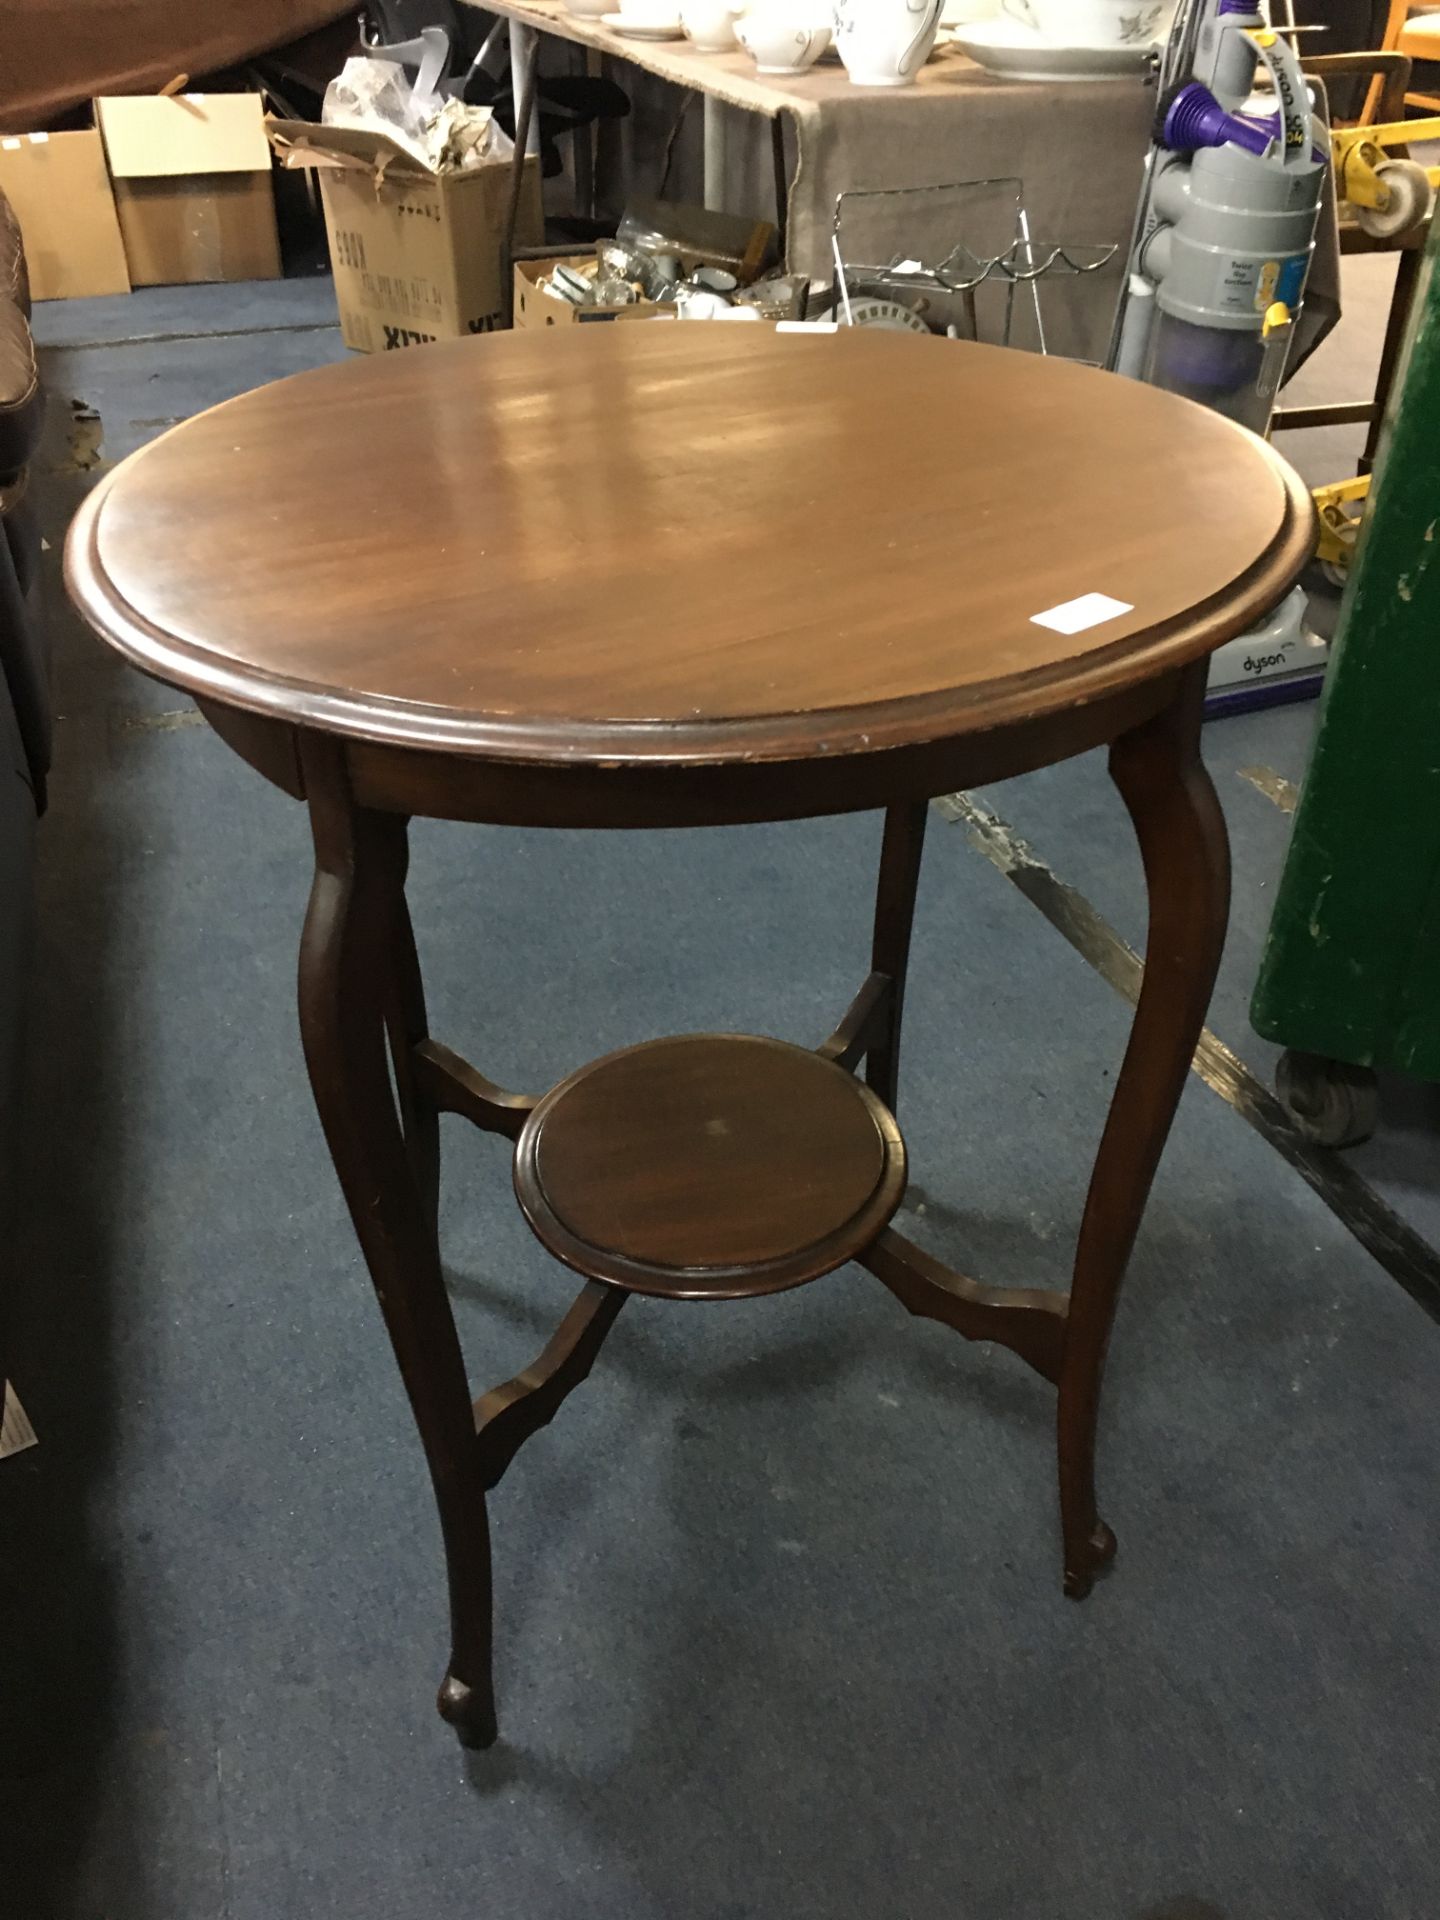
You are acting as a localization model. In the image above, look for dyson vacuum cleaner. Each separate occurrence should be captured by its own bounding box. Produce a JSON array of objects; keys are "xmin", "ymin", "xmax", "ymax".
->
[
  {"xmin": 1110, "ymin": 0, "xmax": 1326, "ymax": 432},
  {"xmin": 1109, "ymin": 0, "xmax": 1328, "ymax": 711}
]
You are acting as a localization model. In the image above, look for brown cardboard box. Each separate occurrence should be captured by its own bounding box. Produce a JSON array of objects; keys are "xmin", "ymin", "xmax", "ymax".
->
[
  {"xmin": 96, "ymin": 93, "xmax": 280, "ymax": 287},
  {"xmin": 513, "ymin": 256, "xmax": 675, "ymax": 331},
  {"xmin": 0, "ymin": 124, "xmax": 130, "ymax": 300},
  {"xmin": 270, "ymin": 120, "xmax": 542, "ymax": 352}
]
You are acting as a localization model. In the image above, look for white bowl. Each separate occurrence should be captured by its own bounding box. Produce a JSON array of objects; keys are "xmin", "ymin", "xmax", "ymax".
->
[
  {"xmin": 735, "ymin": 13, "xmax": 832, "ymax": 71},
  {"xmin": 682, "ymin": 1, "xmax": 742, "ymax": 48}
]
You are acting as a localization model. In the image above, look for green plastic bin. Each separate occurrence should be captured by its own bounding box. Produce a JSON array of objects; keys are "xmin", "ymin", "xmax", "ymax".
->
[{"xmin": 1251, "ymin": 214, "xmax": 1440, "ymax": 1144}]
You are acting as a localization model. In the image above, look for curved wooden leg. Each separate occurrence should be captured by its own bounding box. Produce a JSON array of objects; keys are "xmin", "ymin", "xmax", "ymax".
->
[
  {"xmin": 297, "ymin": 736, "xmax": 497, "ymax": 1747},
  {"xmin": 865, "ymin": 800, "xmax": 929, "ymax": 1113},
  {"xmin": 383, "ymin": 825, "xmax": 441, "ymax": 1232},
  {"xmin": 1059, "ymin": 666, "xmax": 1229, "ymax": 1598}
]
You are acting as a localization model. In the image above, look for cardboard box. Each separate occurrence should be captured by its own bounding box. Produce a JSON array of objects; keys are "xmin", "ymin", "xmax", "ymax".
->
[
  {"xmin": 0, "ymin": 125, "xmax": 130, "ymax": 300},
  {"xmin": 97, "ymin": 93, "xmax": 280, "ymax": 287},
  {"xmin": 270, "ymin": 120, "xmax": 542, "ymax": 352},
  {"xmin": 513, "ymin": 255, "xmax": 676, "ymax": 331}
]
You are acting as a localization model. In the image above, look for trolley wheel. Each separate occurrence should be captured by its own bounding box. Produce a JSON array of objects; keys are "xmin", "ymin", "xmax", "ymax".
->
[
  {"xmin": 1275, "ymin": 1049, "xmax": 1379, "ymax": 1148},
  {"xmin": 1358, "ymin": 159, "xmax": 1433, "ymax": 239}
]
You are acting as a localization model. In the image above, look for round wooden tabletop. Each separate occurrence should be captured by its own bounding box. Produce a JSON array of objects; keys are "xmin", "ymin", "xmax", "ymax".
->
[{"xmin": 66, "ymin": 325, "xmax": 1313, "ymax": 767}]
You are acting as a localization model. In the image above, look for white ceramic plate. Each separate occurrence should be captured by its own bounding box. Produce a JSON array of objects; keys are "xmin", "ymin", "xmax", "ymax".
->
[
  {"xmin": 953, "ymin": 18, "xmax": 1158, "ymax": 78},
  {"xmin": 841, "ymin": 297, "xmax": 930, "ymax": 333},
  {"xmin": 602, "ymin": 12, "xmax": 686, "ymax": 37}
]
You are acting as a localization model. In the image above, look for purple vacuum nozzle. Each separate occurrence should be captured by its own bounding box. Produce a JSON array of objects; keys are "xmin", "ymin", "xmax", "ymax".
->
[{"xmin": 1163, "ymin": 82, "xmax": 1275, "ymax": 157}]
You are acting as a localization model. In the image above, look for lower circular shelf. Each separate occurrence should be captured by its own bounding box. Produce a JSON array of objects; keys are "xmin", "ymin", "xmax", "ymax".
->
[{"xmin": 513, "ymin": 1033, "xmax": 907, "ymax": 1300}]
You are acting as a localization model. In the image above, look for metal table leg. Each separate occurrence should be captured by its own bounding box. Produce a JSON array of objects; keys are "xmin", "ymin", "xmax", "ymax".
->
[
  {"xmin": 510, "ymin": 20, "xmax": 541, "ymax": 156},
  {"xmin": 703, "ymin": 94, "xmax": 727, "ymax": 212}
]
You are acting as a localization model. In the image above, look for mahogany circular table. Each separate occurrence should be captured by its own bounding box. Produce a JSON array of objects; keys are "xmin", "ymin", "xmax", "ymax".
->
[{"xmin": 66, "ymin": 325, "xmax": 1313, "ymax": 1749}]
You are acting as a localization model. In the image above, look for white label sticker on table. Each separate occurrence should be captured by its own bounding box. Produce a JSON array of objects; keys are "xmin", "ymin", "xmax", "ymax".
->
[{"xmin": 1030, "ymin": 592, "xmax": 1134, "ymax": 636}]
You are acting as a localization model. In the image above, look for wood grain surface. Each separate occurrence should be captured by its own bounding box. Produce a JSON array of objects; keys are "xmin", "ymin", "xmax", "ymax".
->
[
  {"xmin": 66, "ymin": 325, "xmax": 1314, "ymax": 766},
  {"xmin": 514, "ymin": 1034, "xmax": 907, "ymax": 1298}
]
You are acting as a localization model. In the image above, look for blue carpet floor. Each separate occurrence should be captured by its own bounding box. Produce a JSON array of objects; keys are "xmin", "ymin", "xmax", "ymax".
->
[{"xmin": 2, "ymin": 279, "xmax": 1437, "ymax": 1919}]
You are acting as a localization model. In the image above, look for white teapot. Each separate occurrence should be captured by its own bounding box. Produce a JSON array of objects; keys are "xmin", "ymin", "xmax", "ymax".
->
[{"xmin": 834, "ymin": 0, "xmax": 944, "ymax": 84}]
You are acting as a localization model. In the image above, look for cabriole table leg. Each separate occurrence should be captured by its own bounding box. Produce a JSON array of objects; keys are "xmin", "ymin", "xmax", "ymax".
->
[
  {"xmin": 1058, "ymin": 664, "xmax": 1231, "ymax": 1598},
  {"xmin": 865, "ymin": 800, "xmax": 929, "ymax": 1114},
  {"xmin": 296, "ymin": 735, "xmax": 499, "ymax": 1749}
]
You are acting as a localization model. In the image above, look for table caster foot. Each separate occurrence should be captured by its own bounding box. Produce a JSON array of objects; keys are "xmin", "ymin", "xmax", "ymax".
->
[
  {"xmin": 1063, "ymin": 1522, "xmax": 1117, "ymax": 1600},
  {"xmin": 438, "ymin": 1672, "xmax": 499, "ymax": 1750}
]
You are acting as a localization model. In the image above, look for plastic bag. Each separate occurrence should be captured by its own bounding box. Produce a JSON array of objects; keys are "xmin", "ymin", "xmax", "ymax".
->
[
  {"xmin": 323, "ymin": 54, "xmax": 441, "ymax": 164},
  {"xmin": 322, "ymin": 34, "xmax": 509, "ymax": 173}
]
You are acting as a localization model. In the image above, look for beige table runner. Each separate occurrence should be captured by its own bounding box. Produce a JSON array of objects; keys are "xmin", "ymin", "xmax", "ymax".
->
[{"xmin": 468, "ymin": 1, "xmax": 1338, "ymax": 364}]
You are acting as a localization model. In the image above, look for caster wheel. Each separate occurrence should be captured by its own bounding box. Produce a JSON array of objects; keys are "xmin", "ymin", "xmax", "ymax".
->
[
  {"xmin": 1275, "ymin": 1049, "xmax": 1378, "ymax": 1148},
  {"xmin": 1357, "ymin": 159, "xmax": 1434, "ymax": 240}
]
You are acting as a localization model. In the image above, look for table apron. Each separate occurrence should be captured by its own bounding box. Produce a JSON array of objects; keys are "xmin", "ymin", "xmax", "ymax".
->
[{"xmin": 201, "ymin": 673, "xmax": 1182, "ymax": 827}]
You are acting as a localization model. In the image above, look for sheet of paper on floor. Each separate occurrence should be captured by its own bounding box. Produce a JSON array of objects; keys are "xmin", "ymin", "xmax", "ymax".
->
[{"xmin": 0, "ymin": 1380, "xmax": 38, "ymax": 1458}]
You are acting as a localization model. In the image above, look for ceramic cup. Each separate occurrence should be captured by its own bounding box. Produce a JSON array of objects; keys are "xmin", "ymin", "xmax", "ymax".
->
[
  {"xmin": 1001, "ymin": 0, "xmax": 1169, "ymax": 44},
  {"xmin": 677, "ymin": 290, "xmax": 764, "ymax": 319},
  {"xmin": 834, "ymin": 0, "xmax": 944, "ymax": 86},
  {"xmin": 735, "ymin": 9, "xmax": 833, "ymax": 71},
  {"xmin": 681, "ymin": 0, "xmax": 743, "ymax": 48}
]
